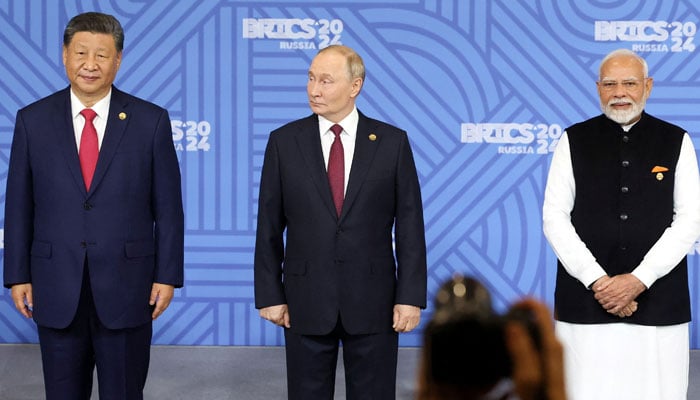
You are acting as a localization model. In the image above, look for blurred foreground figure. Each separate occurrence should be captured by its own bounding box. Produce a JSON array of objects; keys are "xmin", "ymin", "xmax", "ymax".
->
[{"xmin": 417, "ymin": 276, "xmax": 566, "ymax": 400}]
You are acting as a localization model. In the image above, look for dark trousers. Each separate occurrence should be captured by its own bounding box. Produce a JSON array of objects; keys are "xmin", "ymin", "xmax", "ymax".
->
[
  {"xmin": 37, "ymin": 265, "xmax": 152, "ymax": 400},
  {"xmin": 284, "ymin": 317, "xmax": 399, "ymax": 400}
]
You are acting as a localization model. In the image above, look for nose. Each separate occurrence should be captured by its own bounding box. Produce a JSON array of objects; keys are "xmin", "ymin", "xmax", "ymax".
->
[
  {"xmin": 83, "ymin": 54, "xmax": 98, "ymax": 70},
  {"xmin": 612, "ymin": 83, "xmax": 626, "ymax": 97},
  {"xmin": 308, "ymin": 80, "xmax": 320, "ymax": 97}
]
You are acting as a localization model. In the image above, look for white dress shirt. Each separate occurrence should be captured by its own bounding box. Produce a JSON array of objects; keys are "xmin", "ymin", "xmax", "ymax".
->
[
  {"xmin": 70, "ymin": 89, "xmax": 111, "ymax": 151},
  {"xmin": 318, "ymin": 107, "xmax": 358, "ymax": 195}
]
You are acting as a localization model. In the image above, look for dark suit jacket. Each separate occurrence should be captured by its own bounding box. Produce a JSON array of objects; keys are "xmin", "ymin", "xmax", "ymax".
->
[
  {"xmin": 3, "ymin": 86, "xmax": 184, "ymax": 330},
  {"xmin": 254, "ymin": 111, "xmax": 427, "ymax": 335}
]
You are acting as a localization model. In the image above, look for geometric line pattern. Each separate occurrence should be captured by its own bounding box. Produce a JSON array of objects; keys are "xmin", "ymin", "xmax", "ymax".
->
[{"xmin": 1, "ymin": 0, "xmax": 700, "ymax": 348}]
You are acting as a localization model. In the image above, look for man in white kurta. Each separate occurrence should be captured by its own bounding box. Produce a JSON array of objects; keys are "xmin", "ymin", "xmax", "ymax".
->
[{"xmin": 543, "ymin": 49, "xmax": 700, "ymax": 400}]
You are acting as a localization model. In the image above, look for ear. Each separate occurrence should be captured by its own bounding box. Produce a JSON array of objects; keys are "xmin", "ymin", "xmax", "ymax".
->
[
  {"xmin": 350, "ymin": 77, "xmax": 363, "ymax": 98},
  {"xmin": 62, "ymin": 46, "xmax": 68, "ymax": 66},
  {"xmin": 644, "ymin": 77, "xmax": 653, "ymax": 98}
]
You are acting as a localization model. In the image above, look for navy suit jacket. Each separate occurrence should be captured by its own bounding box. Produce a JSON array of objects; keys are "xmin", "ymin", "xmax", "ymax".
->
[
  {"xmin": 254, "ymin": 112, "xmax": 427, "ymax": 335},
  {"xmin": 3, "ymin": 86, "xmax": 184, "ymax": 330}
]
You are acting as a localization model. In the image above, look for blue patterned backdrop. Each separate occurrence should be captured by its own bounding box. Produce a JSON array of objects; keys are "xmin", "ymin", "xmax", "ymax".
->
[{"xmin": 1, "ymin": 0, "xmax": 700, "ymax": 347}]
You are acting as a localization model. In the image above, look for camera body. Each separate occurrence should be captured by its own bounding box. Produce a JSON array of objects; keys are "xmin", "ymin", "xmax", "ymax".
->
[{"xmin": 425, "ymin": 276, "xmax": 540, "ymax": 387}]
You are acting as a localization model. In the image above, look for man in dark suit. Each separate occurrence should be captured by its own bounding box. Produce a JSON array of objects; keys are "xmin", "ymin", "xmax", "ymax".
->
[
  {"xmin": 3, "ymin": 12, "xmax": 184, "ymax": 400},
  {"xmin": 254, "ymin": 44, "xmax": 427, "ymax": 399}
]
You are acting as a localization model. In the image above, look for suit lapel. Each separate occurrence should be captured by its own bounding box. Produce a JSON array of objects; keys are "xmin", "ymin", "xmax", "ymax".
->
[
  {"xmin": 54, "ymin": 88, "xmax": 89, "ymax": 195},
  {"xmin": 341, "ymin": 112, "xmax": 380, "ymax": 220},
  {"xmin": 88, "ymin": 87, "xmax": 130, "ymax": 196},
  {"xmin": 294, "ymin": 115, "xmax": 339, "ymax": 219}
]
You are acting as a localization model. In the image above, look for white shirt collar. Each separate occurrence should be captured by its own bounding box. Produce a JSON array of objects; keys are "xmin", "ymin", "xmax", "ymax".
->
[
  {"xmin": 70, "ymin": 88, "xmax": 112, "ymax": 120},
  {"xmin": 318, "ymin": 107, "xmax": 359, "ymax": 138}
]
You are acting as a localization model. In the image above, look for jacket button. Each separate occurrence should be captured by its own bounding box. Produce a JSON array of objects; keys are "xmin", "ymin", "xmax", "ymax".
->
[
  {"xmin": 80, "ymin": 241, "xmax": 87, "ymax": 248},
  {"xmin": 621, "ymin": 186, "xmax": 629, "ymax": 193},
  {"xmin": 620, "ymin": 214, "xmax": 628, "ymax": 221},
  {"xmin": 83, "ymin": 202, "xmax": 92, "ymax": 210},
  {"xmin": 621, "ymin": 160, "xmax": 630, "ymax": 167}
]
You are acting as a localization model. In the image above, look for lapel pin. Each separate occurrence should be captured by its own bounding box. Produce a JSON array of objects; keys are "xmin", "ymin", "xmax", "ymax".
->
[
  {"xmin": 119, "ymin": 112, "xmax": 127, "ymax": 120},
  {"xmin": 368, "ymin": 133, "xmax": 377, "ymax": 141},
  {"xmin": 651, "ymin": 166, "xmax": 668, "ymax": 181}
]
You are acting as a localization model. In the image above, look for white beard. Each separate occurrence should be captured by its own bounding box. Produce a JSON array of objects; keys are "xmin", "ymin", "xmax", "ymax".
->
[{"xmin": 601, "ymin": 96, "xmax": 646, "ymax": 125}]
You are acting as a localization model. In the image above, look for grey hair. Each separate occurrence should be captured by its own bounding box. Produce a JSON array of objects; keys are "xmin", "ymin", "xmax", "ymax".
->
[{"xmin": 317, "ymin": 45, "xmax": 366, "ymax": 82}]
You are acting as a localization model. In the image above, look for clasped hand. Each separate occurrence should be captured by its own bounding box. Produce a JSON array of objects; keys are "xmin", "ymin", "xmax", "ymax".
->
[{"xmin": 591, "ymin": 274, "xmax": 646, "ymax": 318}]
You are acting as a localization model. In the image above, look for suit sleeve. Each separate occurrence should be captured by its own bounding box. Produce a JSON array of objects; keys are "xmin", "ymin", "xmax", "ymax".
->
[
  {"xmin": 254, "ymin": 132, "xmax": 287, "ymax": 308},
  {"xmin": 151, "ymin": 109, "xmax": 185, "ymax": 287},
  {"xmin": 3, "ymin": 110, "xmax": 34, "ymax": 288},
  {"xmin": 393, "ymin": 132, "xmax": 427, "ymax": 308}
]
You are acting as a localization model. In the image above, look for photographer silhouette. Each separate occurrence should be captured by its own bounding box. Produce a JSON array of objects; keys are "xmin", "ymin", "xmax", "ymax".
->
[{"xmin": 417, "ymin": 275, "xmax": 566, "ymax": 400}]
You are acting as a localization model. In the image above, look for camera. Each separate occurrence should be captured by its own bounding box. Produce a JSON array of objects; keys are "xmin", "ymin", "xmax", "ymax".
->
[{"xmin": 424, "ymin": 275, "xmax": 541, "ymax": 388}]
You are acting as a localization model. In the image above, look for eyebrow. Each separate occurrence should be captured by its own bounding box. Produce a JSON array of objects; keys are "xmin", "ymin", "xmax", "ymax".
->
[
  {"xmin": 308, "ymin": 71, "xmax": 333, "ymax": 79},
  {"xmin": 71, "ymin": 42, "xmax": 111, "ymax": 51},
  {"xmin": 599, "ymin": 76, "xmax": 643, "ymax": 81}
]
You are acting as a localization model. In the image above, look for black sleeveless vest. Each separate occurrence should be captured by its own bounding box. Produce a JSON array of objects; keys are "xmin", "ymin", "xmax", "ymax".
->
[{"xmin": 554, "ymin": 112, "xmax": 690, "ymax": 325}]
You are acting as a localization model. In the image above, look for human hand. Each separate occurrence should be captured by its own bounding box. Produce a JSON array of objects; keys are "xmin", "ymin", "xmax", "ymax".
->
[
  {"xmin": 150, "ymin": 283, "xmax": 175, "ymax": 320},
  {"xmin": 505, "ymin": 298, "xmax": 565, "ymax": 400},
  {"xmin": 614, "ymin": 301, "xmax": 638, "ymax": 318},
  {"xmin": 393, "ymin": 304, "xmax": 421, "ymax": 333},
  {"xmin": 592, "ymin": 274, "xmax": 645, "ymax": 315},
  {"xmin": 259, "ymin": 304, "xmax": 290, "ymax": 328},
  {"xmin": 592, "ymin": 276, "xmax": 638, "ymax": 317},
  {"xmin": 10, "ymin": 283, "xmax": 33, "ymax": 318}
]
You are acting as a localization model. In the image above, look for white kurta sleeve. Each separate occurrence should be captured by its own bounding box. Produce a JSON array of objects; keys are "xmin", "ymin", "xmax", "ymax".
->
[
  {"xmin": 632, "ymin": 133, "xmax": 700, "ymax": 288},
  {"xmin": 542, "ymin": 132, "xmax": 608, "ymax": 288}
]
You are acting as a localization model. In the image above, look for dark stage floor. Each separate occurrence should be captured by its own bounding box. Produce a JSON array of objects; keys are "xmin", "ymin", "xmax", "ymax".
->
[{"xmin": 0, "ymin": 345, "xmax": 698, "ymax": 399}]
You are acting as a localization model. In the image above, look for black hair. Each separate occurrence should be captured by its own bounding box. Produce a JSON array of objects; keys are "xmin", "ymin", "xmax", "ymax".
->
[{"xmin": 63, "ymin": 12, "xmax": 124, "ymax": 52}]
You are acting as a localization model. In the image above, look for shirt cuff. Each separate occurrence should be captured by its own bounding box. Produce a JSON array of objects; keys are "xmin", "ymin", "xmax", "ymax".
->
[
  {"xmin": 579, "ymin": 266, "xmax": 608, "ymax": 289},
  {"xmin": 631, "ymin": 268, "xmax": 655, "ymax": 289}
]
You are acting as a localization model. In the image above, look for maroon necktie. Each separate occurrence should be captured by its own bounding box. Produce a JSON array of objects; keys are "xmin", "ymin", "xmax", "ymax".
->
[
  {"xmin": 79, "ymin": 108, "xmax": 99, "ymax": 190},
  {"xmin": 327, "ymin": 124, "xmax": 344, "ymax": 217}
]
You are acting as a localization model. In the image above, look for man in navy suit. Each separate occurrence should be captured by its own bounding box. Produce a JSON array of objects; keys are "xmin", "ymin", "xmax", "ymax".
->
[
  {"xmin": 255, "ymin": 45, "xmax": 427, "ymax": 399},
  {"xmin": 3, "ymin": 12, "xmax": 184, "ymax": 400}
]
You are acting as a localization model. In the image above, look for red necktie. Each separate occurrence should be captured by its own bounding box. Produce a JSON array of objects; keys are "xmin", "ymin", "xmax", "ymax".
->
[
  {"xmin": 79, "ymin": 108, "xmax": 99, "ymax": 190},
  {"xmin": 328, "ymin": 124, "xmax": 344, "ymax": 217}
]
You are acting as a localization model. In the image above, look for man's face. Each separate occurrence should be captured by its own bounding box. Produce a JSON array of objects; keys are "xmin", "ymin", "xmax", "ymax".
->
[
  {"xmin": 307, "ymin": 50, "xmax": 362, "ymax": 123},
  {"xmin": 597, "ymin": 55, "xmax": 653, "ymax": 125},
  {"xmin": 63, "ymin": 31, "xmax": 121, "ymax": 107}
]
